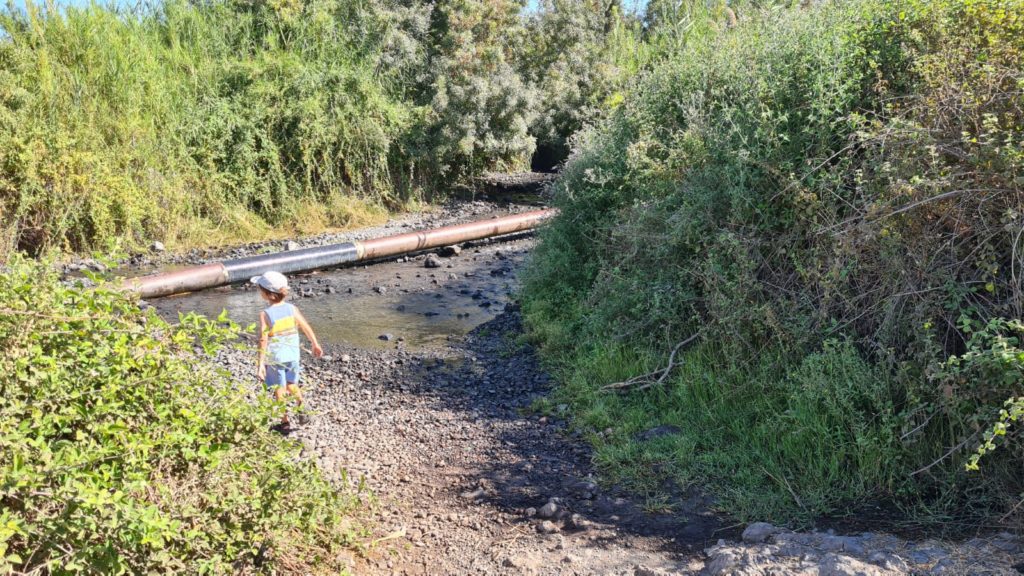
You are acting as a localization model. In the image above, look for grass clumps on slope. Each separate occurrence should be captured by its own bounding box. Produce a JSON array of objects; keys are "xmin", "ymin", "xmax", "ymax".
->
[
  {"xmin": 0, "ymin": 258, "xmax": 360, "ymax": 573},
  {"xmin": 523, "ymin": 0, "xmax": 1024, "ymax": 527}
]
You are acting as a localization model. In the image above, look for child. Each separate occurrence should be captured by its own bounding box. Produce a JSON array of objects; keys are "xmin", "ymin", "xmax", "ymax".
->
[{"xmin": 252, "ymin": 271, "xmax": 323, "ymax": 429}]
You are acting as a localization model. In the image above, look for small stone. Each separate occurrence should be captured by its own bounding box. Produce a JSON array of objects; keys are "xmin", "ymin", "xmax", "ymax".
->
[
  {"xmin": 379, "ymin": 333, "xmax": 394, "ymax": 342},
  {"xmin": 818, "ymin": 553, "xmax": 887, "ymax": 576},
  {"xmin": 742, "ymin": 522, "xmax": 781, "ymax": 544},
  {"xmin": 537, "ymin": 502, "xmax": 558, "ymax": 518},
  {"xmin": 537, "ymin": 520, "xmax": 560, "ymax": 534},
  {"xmin": 525, "ymin": 507, "xmax": 537, "ymax": 517},
  {"xmin": 568, "ymin": 513, "xmax": 589, "ymax": 530},
  {"xmin": 439, "ymin": 245, "xmax": 462, "ymax": 257},
  {"xmin": 867, "ymin": 552, "xmax": 908, "ymax": 572},
  {"xmin": 373, "ymin": 286, "xmax": 387, "ymax": 295},
  {"xmin": 285, "ymin": 240, "xmax": 300, "ymax": 251},
  {"xmin": 568, "ymin": 479, "xmax": 598, "ymax": 499},
  {"xmin": 150, "ymin": 241, "xmax": 165, "ymax": 253},
  {"xmin": 906, "ymin": 547, "xmax": 947, "ymax": 565},
  {"xmin": 634, "ymin": 565, "xmax": 672, "ymax": 576},
  {"xmin": 424, "ymin": 254, "xmax": 442, "ymax": 268},
  {"xmin": 340, "ymin": 354, "xmax": 351, "ymax": 363},
  {"xmin": 928, "ymin": 558, "xmax": 958, "ymax": 574},
  {"xmin": 460, "ymin": 487, "xmax": 485, "ymax": 500}
]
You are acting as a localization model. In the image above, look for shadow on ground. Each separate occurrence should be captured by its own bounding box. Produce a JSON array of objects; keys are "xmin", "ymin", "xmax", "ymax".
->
[{"xmin": 340, "ymin": 303, "xmax": 739, "ymax": 555}]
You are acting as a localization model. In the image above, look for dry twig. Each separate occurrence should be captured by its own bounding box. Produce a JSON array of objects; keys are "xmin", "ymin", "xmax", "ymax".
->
[{"xmin": 601, "ymin": 333, "xmax": 700, "ymax": 393}]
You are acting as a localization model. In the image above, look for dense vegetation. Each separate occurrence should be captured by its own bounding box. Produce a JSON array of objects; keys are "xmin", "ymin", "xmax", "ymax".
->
[
  {"xmin": 0, "ymin": 0, "xmax": 650, "ymax": 569},
  {"xmin": 0, "ymin": 259, "xmax": 359, "ymax": 572},
  {"xmin": 0, "ymin": 0, "xmax": 647, "ymax": 256},
  {"xmin": 3, "ymin": 0, "xmax": 1022, "ymax": 567},
  {"xmin": 523, "ymin": 0, "xmax": 1024, "ymax": 527}
]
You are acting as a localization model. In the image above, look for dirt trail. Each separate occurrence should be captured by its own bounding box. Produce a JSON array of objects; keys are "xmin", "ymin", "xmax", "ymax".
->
[{"xmin": 301, "ymin": 317, "xmax": 721, "ymax": 575}]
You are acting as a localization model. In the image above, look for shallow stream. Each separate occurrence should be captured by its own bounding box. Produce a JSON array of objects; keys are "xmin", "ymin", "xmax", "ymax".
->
[{"xmin": 152, "ymin": 239, "xmax": 531, "ymax": 350}]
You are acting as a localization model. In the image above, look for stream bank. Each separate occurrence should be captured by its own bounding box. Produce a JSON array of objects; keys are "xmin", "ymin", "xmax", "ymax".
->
[{"xmin": 143, "ymin": 202, "xmax": 1023, "ymax": 575}]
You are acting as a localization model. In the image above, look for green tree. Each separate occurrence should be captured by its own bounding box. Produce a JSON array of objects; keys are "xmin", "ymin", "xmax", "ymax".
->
[{"xmin": 422, "ymin": 0, "xmax": 537, "ymax": 178}]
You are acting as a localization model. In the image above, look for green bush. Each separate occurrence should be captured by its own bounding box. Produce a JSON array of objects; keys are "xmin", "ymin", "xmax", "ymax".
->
[
  {"xmin": 524, "ymin": 0, "xmax": 1024, "ymax": 525},
  {"xmin": 942, "ymin": 318, "xmax": 1024, "ymax": 488},
  {"xmin": 0, "ymin": 0, "xmax": 416, "ymax": 256},
  {"xmin": 0, "ymin": 258, "xmax": 359, "ymax": 573}
]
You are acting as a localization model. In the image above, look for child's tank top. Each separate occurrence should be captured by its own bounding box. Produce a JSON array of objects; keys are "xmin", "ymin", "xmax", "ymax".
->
[{"xmin": 264, "ymin": 303, "xmax": 301, "ymax": 364}]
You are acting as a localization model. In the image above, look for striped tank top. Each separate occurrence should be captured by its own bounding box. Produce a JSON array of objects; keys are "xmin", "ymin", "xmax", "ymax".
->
[{"xmin": 264, "ymin": 303, "xmax": 301, "ymax": 364}]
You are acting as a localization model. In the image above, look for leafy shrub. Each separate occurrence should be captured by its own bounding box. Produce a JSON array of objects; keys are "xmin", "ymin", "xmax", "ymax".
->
[
  {"xmin": 939, "ymin": 318, "xmax": 1024, "ymax": 473},
  {"xmin": 0, "ymin": 258, "xmax": 358, "ymax": 573},
  {"xmin": 524, "ymin": 0, "xmax": 1024, "ymax": 525}
]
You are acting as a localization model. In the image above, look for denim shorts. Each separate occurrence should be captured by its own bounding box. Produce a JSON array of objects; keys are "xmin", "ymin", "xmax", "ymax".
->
[{"xmin": 264, "ymin": 361, "xmax": 300, "ymax": 389}]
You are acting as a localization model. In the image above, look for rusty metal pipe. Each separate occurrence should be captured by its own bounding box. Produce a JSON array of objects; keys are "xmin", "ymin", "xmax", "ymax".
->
[
  {"xmin": 126, "ymin": 209, "xmax": 555, "ymax": 299},
  {"xmin": 126, "ymin": 263, "xmax": 228, "ymax": 299},
  {"xmin": 358, "ymin": 210, "xmax": 550, "ymax": 260}
]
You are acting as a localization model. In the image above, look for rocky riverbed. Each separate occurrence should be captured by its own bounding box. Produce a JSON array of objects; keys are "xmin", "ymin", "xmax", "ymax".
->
[{"xmin": 159, "ymin": 205, "xmax": 1023, "ymax": 575}]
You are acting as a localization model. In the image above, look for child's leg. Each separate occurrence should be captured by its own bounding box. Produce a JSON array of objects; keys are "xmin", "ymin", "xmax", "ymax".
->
[
  {"xmin": 265, "ymin": 364, "xmax": 289, "ymax": 425},
  {"xmin": 273, "ymin": 385, "xmax": 288, "ymax": 403},
  {"xmin": 286, "ymin": 383, "xmax": 303, "ymax": 408},
  {"xmin": 285, "ymin": 362, "xmax": 304, "ymax": 422},
  {"xmin": 284, "ymin": 362, "xmax": 302, "ymax": 406}
]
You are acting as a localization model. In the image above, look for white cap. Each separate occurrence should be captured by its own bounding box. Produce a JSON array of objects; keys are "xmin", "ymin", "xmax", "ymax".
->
[{"xmin": 250, "ymin": 271, "xmax": 289, "ymax": 294}]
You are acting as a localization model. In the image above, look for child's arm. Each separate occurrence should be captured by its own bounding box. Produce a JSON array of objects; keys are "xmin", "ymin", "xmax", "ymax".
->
[
  {"xmin": 257, "ymin": 311, "xmax": 269, "ymax": 379},
  {"xmin": 294, "ymin": 308, "xmax": 323, "ymax": 358}
]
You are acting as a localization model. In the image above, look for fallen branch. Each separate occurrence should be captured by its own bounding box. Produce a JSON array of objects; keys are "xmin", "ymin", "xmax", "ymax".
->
[
  {"xmin": 817, "ymin": 188, "xmax": 1006, "ymax": 236},
  {"xmin": 601, "ymin": 333, "xmax": 701, "ymax": 393},
  {"xmin": 910, "ymin": 433, "xmax": 976, "ymax": 477},
  {"xmin": 761, "ymin": 466, "xmax": 806, "ymax": 512},
  {"xmin": 369, "ymin": 527, "xmax": 406, "ymax": 546}
]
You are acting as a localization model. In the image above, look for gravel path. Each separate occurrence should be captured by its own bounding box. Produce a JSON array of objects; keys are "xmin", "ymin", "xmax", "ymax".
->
[
  {"xmin": 181, "ymin": 207, "xmax": 1024, "ymax": 575},
  {"xmin": 293, "ymin": 310, "xmax": 721, "ymax": 575}
]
